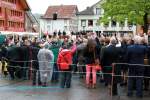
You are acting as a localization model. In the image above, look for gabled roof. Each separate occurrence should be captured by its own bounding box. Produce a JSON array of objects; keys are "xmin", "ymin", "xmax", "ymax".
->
[
  {"xmin": 91, "ymin": 0, "xmax": 103, "ymax": 8},
  {"xmin": 77, "ymin": 7, "xmax": 94, "ymax": 15},
  {"xmin": 42, "ymin": 5, "xmax": 78, "ymax": 19},
  {"xmin": 78, "ymin": 0, "xmax": 103, "ymax": 15}
]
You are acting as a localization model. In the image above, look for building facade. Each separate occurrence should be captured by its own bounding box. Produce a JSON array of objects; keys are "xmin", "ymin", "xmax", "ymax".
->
[
  {"xmin": 0, "ymin": 0, "xmax": 30, "ymax": 32},
  {"xmin": 40, "ymin": 5, "xmax": 78, "ymax": 35},
  {"xmin": 77, "ymin": 0, "xmax": 136, "ymax": 35},
  {"xmin": 25, "ymin": 11, "xmax": 40, "ymax": 32}
]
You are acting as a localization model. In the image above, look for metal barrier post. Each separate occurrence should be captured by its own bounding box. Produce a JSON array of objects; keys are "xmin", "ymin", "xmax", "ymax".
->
[
  {"xmin": 29, "ymin": 60, "xmax": 33, "ymax": 80},
  {"xmin": 111, "ymin": 63, "xmax": 115, "ymax": 97}
]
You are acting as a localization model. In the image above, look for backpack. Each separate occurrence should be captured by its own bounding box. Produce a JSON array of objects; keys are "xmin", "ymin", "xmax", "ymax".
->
[{"xmin": 57, "ymin": 49, "xmax": 72, "ymax": 70}]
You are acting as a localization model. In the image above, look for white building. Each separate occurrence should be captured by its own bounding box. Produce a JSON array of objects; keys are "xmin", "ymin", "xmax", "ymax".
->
[
  {"xmin": 40, "ymin": 5, "xmax": 78, "ymax": 35},
  {"xmin": 77, "ymin": 0, "xmax": 136, "ymax": 35}
]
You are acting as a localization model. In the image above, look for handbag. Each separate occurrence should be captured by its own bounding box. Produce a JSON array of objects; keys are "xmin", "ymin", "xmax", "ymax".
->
[
  {"xmin": 93, "ymin": 51, "xmax": 101, "ymax": 71},
  {"xmin": 95, "ymin": 65, "xmax": 102, "ymax": 71}
]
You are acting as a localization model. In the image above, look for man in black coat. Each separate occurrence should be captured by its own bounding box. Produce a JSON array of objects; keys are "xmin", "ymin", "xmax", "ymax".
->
[
  {"xmin": 20, "ymin": 40, "xmax": 31, "ymax": 80},
  {"xmin": 145, "ymin": 45, "xmax": 150, "ymax": 91},
  {"xmin": 101, "ymin": 38, "xmax": 120, "ymax": 95},
  {"xmin": 6, "ymin": 45, "xmax": 22, "ymax": 79},
  {"xmin": 31, "ymin": 47, "xmax": 41, "ymax": 86},
  {"xmin": 126, "ymin": 37, "xmax": 147, "ymax": 98}
]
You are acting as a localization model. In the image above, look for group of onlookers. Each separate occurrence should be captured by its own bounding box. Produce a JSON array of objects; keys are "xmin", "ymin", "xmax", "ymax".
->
[{"xmin": 0, "ymin": 32, "xmax": 150, "ymax": 98}]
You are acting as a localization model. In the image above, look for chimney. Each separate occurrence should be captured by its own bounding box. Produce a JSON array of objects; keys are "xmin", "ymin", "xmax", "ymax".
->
[{"xmin": 87, "ymin": 7, "xmax": 90, "ymax": 9}]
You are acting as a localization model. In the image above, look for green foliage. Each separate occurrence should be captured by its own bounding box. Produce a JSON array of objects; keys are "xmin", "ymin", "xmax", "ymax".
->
[{"xmin": 100, "ymin": 0, "xmax": 150, "ymax": 25}]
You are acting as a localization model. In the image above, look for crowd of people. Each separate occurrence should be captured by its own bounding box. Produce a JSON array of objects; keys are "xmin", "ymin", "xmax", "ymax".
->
[{"xmin": 0, "ymin": 32, "xmax": 150, "ymax": 98}]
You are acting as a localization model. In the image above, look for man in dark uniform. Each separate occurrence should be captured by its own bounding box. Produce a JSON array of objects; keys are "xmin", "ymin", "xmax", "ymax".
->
[
  {"xmin": 144, "ymin": 33, "xmax": 150, "ymax": 90},
  {"xmin": 20, "ymin": 40, "xmax": 31, "ymax": 80},
  {"xmin": 6, "ymin": 45, "xmax": 21, "ymax": 79},
  {"xmin": 32, "ymin": 47, "xmax": 41, "ymax": 86},
  {"xmin": 126, "ymin": 36, "xmax": 147, "ymax": 98},
  {"xmin": 101, "ymin": 38, "xmax": 119, "ymax": 95}
]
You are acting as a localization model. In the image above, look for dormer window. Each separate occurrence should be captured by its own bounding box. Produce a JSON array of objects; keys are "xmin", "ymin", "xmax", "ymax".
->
[{"xmin": 96, "ymin": 8, "xmax": 101, "ymax": 15}]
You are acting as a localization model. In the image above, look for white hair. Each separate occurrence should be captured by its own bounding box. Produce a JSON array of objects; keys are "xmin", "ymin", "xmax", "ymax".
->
[
  {"xmin": 133, "ymin": 35, "xmax": 143, "ymax": 44},
  {"xmin": 110, "ymin": 37, "xmax": 117, "ymax": 45}
]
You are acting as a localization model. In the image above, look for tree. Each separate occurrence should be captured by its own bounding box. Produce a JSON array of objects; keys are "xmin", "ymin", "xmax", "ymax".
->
[{"xmin": 100, "ymin": 0, "xmax": 150, "ymax": 34}]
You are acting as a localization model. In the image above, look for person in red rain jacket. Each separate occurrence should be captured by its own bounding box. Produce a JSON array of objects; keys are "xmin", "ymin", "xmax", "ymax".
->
[
  {"xmin": 57, "ymin": 43, "xmax": 76, "ymax": 88},
  {"xmin": 57, "ymin": 49, "xmax": 72, "ymax": 71}
]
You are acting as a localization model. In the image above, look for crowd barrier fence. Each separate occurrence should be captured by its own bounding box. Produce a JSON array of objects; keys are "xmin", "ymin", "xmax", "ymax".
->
[{"xmin": 0, "ymin": 59, "xmax": 150, "ymax": 97}]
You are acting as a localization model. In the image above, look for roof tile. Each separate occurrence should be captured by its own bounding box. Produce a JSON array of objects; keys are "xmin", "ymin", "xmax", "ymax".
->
[{"xmin": 42, "ymin": 5, "xmax": 78, "ymax": 19}]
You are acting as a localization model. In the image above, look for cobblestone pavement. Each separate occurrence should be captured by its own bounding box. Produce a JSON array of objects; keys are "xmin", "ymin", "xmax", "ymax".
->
[{"xmin": 0, "ymin": 75, "xmax": 150, "ymax": 100}]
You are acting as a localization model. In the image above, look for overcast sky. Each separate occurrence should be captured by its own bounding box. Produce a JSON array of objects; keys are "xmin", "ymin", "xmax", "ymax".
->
[{"xmin": 27, "ymin": 0, "xmax": 100, "ymax": 14}]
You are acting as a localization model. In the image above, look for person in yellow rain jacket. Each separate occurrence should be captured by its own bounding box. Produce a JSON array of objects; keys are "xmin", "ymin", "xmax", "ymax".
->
[{"xmin": 1, "ymin": 60, "xmax": 8, "ymax": 76}]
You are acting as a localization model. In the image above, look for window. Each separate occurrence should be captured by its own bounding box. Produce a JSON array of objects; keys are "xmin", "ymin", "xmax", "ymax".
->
[
  {"xmin": 3, "ymin": 0, "xmax": 16, "ymax": 4},
  {"xmin": 111, "ymin": 20, "xmax": 116, "ymax": 27},
  {"xmin": 0, "ymin": 8, "xmax": 2, "ymax": 14},
  {"xmin": 0, "ymin": 20, "xmax": 4, "ymax": 27},
  {"xmin": 47, "ymin": 25, "xmax": 50, "ymax": 31},
  {"xmin": 88, "ymin": 20, "xmax": 93, "ymax": 26},
  {"xmin": 8, "ymin": 21, "xmax": 17, "ymax": 27},
  {"xmin": 12, "ymin": 22, "xmax": 14, "ymax": 27},
  {"xmin": 104, "ymin": 23, "xmax": 108, "ymax": 27},
  {"xmin": 8, "ymin": 21, "xmax": 10, "ymax": 27},
  {"xmin": 64, "ymin": 26, "xmax": 67, "ymax": 30},
  {"xmin": 21, "ymin": 23, "xmax": 24, "ymax": 28},
  {"xmin": 64, "ymin": 20, "xmax": 67, "ymax": 25},
  {"xmin": 81, "ymin": 20, "xmax": 86, "ymax": 27},
  {"xmin": 10, "ymin": 10, "xmax": 12, "ymax": 16},
  {"xmin": 12, "ymin": 10, "xmax": 14, "ymax": 16},
  {"xmin": 17, "ymin": 22, "xmax": 20, "ymax": 28},
  {"xmin": 96, "ymin": 22, "xmax": 99, "ymax": 26},
  {"xmin": 96, "ymin": 8, "xmax": 101, "ymax": 15},
  {"xmin": 14, "ymin": 11, "xmax": 16, "ymax": 16},
  {"xmin": 10, "ymin": 10, "xmax": 22, "ymax": 17},
  {"xmin": 120, "ymin": 21, "xmax": 124, "ymax": 27},
  {"xmin": 47, "ymin": 21, "xmax": 51, "ymax": 24}
]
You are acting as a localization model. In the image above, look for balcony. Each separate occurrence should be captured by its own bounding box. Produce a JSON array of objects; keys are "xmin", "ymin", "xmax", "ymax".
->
[
  {"xmin": 103, "ymin": 26, "xmax": 133, "ymax": 32},
  {"xmin": 8, "ymin": 15, "xmax": 24, "ymax": 22},
  {"xmin": 0, "ymin": 27, "xmax": 5, "ymax": 31},
  {"xmin": 7, "ymin": 27, "xmax": 14, "ymax": 31},
  {"xmin": 0, "ymin": 13, "xmax": 5, "ymax": 19},
  {"xmin": 1, "ymin": 1, "xmax": 16, "ymax": 9},
  {"xmin": 18, "ymin": 28, "xmax": 24, "ymax": 32},
  {"xmin": 7, "ymin": 27, "xmax": 24, "ymax": 32}
]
